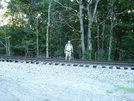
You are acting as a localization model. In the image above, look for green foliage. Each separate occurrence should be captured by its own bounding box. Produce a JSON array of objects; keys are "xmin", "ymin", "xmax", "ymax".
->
[
  {"xmin": 54, "ymin": 49, "xmax": 64, "ymax": 58},
  {"xmin": 0, "ymin": 0, "xmax": 133, "ymax": 61},
  {"xmin": 121, "ymin": 33, "xmax": 134, "ymax": 61},
  {"xmin": 0, "ymin": 5, "xmax": 3, "ymax": 9},
  {"xmin": 82, "ymin": 48, "xmax": 91, "ymax": 60}
]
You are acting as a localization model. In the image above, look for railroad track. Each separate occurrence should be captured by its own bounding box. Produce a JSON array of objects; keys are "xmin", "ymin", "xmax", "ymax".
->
[{"xmin": 0, "ymin": 56, "xmax": 134, "ymax": 70}]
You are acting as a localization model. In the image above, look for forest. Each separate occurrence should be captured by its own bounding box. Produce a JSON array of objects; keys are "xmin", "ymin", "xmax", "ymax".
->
[{"xmin": 0, "ymin": 0, "xmax": 134, "ymax": 61}]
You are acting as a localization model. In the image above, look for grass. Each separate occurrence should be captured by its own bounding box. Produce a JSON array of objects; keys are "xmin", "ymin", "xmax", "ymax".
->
[
  {"xmin": 106, "ymin": 86, "xmax": 134, "ymax": 94},
  {"xmin": 117, "ymin": 87, "xmax": 134, "ymax": 92}
]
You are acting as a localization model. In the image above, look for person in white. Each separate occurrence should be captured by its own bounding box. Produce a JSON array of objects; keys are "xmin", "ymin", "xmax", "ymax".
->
[{"xmin": 64, "ymin": 40, "xmax": 73, "ymax": 60}]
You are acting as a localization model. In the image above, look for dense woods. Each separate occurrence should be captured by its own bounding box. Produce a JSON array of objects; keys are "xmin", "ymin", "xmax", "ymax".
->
[{"xmin": 0, "ymin": 0, "xmax": 134, "ymax": 61}]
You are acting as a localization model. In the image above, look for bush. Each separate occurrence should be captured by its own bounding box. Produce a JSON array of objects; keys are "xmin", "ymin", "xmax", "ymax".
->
[{"xmin": 82, "ymin": 49, "xmax": 91, "ymax": 60}]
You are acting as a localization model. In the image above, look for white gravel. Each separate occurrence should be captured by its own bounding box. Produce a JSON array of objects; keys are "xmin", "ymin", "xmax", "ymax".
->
[{"xmin": 0, "ymin": 61, "xmax": 134, "ymax": 101}]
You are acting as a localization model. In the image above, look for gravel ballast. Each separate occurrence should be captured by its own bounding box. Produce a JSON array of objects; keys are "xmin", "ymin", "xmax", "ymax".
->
[{"xmin": 0, "ymin": 61, "xmax": 134, "ymax": 101}]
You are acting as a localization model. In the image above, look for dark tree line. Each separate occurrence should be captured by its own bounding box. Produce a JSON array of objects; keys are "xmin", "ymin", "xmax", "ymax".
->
[{"xmin": 0, "ymin": 0, "xmax": 134, "ymax": 62}]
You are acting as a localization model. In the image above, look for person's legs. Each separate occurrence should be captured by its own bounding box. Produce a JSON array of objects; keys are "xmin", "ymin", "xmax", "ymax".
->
[
  {"xmin": 65, "ymin": 51, "xmax": 68, "ymax": 60},
  {"xmin": 65, "ymin": 52, "xmax": 67, "ymax": 60},
  {"xmin": 68, "ymin": 51, "xmax": 71, "ymax": 60},
  {"xmin": 65, "ymin": 51, "xmax": 72, "ymax": 60}
]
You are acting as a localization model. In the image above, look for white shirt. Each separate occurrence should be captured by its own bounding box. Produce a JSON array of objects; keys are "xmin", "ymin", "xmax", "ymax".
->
[{"xmin": 65, "ymin": 44, "xmax": 73, "ymax": 51}]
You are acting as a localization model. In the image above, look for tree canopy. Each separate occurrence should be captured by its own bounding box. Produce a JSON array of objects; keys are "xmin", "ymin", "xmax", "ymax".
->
[{"xmin": 0, "ymin": 0, "xmax": 134, "ymax": 61}]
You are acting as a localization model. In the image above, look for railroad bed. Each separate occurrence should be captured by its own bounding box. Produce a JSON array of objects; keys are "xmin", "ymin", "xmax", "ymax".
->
[
  {"xmin": 0, "ymin": 56, "xmax": 134, "ymax": 71},
  {"xmin": 0, "ymin": 58, "xmax": 134, "ymax": 101}
]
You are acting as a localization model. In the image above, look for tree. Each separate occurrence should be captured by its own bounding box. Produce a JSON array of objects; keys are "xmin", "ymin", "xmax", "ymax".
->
[
  {"xmin": 0, "ymin": 26, "xmax": 10, "ymax": 56},
  {"xmin": 107, "ymin": 0, "xmax": 128, "ymax": 61},
  {"xmin": 0, "ymin": 4, "xmax": 10, "ymax": 56},
  {"xmin": 86, "ymin": 0, "xmax": 100, "ymax": 59},
  {"xmin": 7, "ymin": 0, "xmax": 48, "ymax": 57},
  {"xmin": 1, "ymin": 0, "xmax": 133, "ymax": 61},
  {"xmin": 46, "ymin": 0, "xmax": 52, "ymax": 58},
  {"xmin": 71, "ymin": 0, "xmax": 85, "ymax": 57}
]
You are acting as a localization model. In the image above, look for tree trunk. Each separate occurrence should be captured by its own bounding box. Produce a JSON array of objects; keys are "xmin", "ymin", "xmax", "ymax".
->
[
  {"xmin": 101, "ymin": 21, "xmax": 105, "ymax": 59},
  {"xmin": 46, "ymin": 0, "xmax": 52, "ymax": 58},
  {"xmin": 79, "ymin": 0, "xmax": 85, "ymax": 57},
  {"xmin": 87, "ymin": 5, "xmax": 92, "ymax": 60},
  {"xmin": 108, "ymin": 20, "xmax": 113, "ymax": 61},
  {"xmin": 1, "ymin": 26, "xmax": 10, "ymax": 56},
  {"xmin": 97, "ymin": 23, "xmax": 100, "ymax": 60},
  {"xmin": 36, "ymin": 17, "xmax": 39, "ymax": 57},
  {"xmin": 7, "ymin": 38, "xmax": 10, "ymax": 56},
  {"xmin": 108, "ymin": 0, "xmax": 114, "ymax": 61},
  {"xmin": 87, "ymin": 0, "xmax": 100, "ymax": 60},
  {"xmin": 4, "ymin": 30, "xmax": 8, "ymax": 56}
]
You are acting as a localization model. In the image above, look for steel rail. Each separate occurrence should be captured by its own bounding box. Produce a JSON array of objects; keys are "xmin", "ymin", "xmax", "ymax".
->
[{"xmin": 1, "ymin": 56, "xmax": 134, "ymax": 67}]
